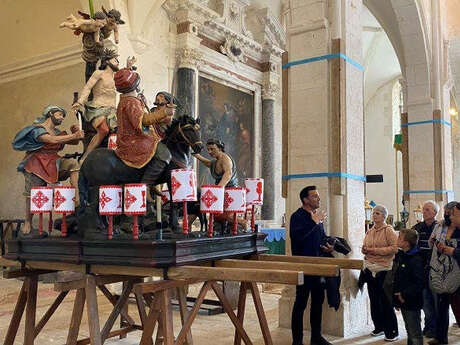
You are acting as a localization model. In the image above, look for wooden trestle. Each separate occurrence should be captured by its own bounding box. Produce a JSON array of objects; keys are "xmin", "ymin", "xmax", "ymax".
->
[{"xmin": 0, "ymin": 255, "xmax": 362, "ymax": 345}]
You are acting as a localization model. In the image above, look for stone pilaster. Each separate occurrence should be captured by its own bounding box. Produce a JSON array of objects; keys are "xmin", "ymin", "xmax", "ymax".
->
[{"xmin": 279, "ymin": 0, "xmax": 367, "ymax": 337}]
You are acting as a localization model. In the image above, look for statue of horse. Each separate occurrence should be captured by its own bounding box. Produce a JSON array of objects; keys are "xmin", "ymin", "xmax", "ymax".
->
[{"xmin": 77, "ymin": 115, "xmax": 203, "ymax": 239}]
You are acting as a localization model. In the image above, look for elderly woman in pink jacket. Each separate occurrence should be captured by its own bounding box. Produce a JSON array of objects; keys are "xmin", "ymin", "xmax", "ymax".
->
[{"xmin": 362, "ymin": 205, "xmax": 399, "ymax": 342}]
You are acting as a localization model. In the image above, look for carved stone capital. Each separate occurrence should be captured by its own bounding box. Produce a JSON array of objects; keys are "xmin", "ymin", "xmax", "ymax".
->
[
  {"xmin": 262, "ymin": 82, "xmax": 280, "ymax": 100},
  {"xmin": 176, "ymin": 48, "xmax": 203, "ymax": 69}
]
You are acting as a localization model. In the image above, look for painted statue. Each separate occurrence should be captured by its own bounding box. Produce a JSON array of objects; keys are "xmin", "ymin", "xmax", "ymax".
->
[
  {"xmin": 12, "ymin": 106, "xmax": 84, "ymax": 236},
  {"xmin": 77, "ymin": 68, "xmax": 203, "ymax": 238},
  {"xmin": 60, "ymin": 8, "xmax": 125, "ymax": 81},
  {"xmin": 72, "ymin": 50, "xmax": 136, "ymax": 163},
  {"xmin": 193, "ymin": 139, "xmax": 247, "ymax": 230}
]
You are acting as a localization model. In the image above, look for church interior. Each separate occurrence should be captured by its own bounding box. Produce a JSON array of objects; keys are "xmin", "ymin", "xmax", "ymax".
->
[{"xmin": 2, "ymin": 0, "xmax": 460, "ymax": 344}]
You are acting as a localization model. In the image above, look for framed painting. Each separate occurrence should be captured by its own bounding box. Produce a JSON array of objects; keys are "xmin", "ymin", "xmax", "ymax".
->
[{"xmin": 198, "ymin": 76, "xmax": 254, "ymax": 186}]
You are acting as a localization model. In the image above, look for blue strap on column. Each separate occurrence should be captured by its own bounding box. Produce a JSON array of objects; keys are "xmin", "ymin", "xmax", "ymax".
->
[
  {"xmin": 401, "ymin": 119, "xmax": 452, "ymax": 127},
  {"xmin": 403, "ymin": 190, "xmax": 454, "ymax": 194},
  {"xmin": 282, "ymin": 53, "xmax": 364, "ymax": 71},
  {"xmin": 282, "ymin": 172, "xmax": 366, "ymax": 182}
]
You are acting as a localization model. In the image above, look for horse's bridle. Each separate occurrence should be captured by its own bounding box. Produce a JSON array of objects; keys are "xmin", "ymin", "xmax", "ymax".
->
[{"xmin": 175, "ymin": 123, "xmax": 203, "ymax": 150}]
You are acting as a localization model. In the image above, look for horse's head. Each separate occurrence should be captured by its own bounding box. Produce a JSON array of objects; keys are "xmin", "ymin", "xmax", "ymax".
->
[{"xmin": 167, "ymin": 115, "xmax": 203, "ymax": 154}]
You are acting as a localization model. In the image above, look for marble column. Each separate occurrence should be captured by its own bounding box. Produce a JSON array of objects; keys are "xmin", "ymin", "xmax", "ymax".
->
[
  {"xmin": 262, "ymin": 97, "xmax": 275, "ymax": 220},
  {"xmin": 176, "ymin": 67, "xmax": 196, "ymax": 117}
]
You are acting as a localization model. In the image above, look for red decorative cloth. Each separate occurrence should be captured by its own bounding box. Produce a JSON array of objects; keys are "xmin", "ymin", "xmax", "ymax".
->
[{"xmin": 24, "ymin": 141, "xmax": 64, "ymax": 184}]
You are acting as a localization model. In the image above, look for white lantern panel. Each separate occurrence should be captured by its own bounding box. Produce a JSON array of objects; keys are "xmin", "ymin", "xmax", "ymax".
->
[
  {"xmin": 54, "ymin": 186, "xmax": 76, "ymax": 213},
  {"xmin": 224, "ymin": 187, "xmax": 246, "ymax": 213},
  {"xmin": 245, "ymin": 178, "xmax": 264, "ymax": 205},
  {"xmin": 200, "ymin": 185, "xmax": 224, "ymax": 214},
  {"xmin": 99, "ymin": 185, "xmax": 123, "ymax": 215},
  {"xmin": 171, "ymin": 169, "xmax": 197, "ymax": 202},
  {"xmin": 124, "ymin": 184, "xmax": 147, "ymax": 215},
  {"xmin": 161, "ymin": 189, "xmax": 170, "ymax": 204},
  {"xmin": 108, "ymin": 134, "xmax": 117, "ymax": 150},
  {"xmin": 30, "ymin": 187, "xmax": 53, "ymax": 213}
]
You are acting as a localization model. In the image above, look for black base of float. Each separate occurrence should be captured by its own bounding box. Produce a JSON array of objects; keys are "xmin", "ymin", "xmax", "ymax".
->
[{"xmin": 4, "ymin": 232, "xmax": 267, "ymax": 267}]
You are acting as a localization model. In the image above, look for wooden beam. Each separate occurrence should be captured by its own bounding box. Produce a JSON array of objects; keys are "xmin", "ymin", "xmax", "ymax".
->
[
  {"xmin": 216, "ymin": 259, "xmax": 339, "ymax": 277},
  {"xmin": 134, "ymin": 279, "xmax": 198, "ymax": 295},
  {"xmin": 0, "ymin": 257, "xmax": 21, "ymax": 268},
  {"xmin": 253, "ymin": 254, "xmax": 363, "ymax": 270},
  {"xmin": 54, "ymin": 275, "xmax": 141, "ymax": 292},
  {"xmin": 4, "ymin": 269, "xmax": 55, "ymax": 279},
  {"xmin": 26, "ymin": 261, "xmax": 85, "ymax": 273},
  {"xmin": 169, "ymin": 266, "xmax": 304, "ymax": 285},
  {"xmin": 75, "ymin": 326, "xmax": 140, "ymax": 345},
  {"xmin": 90, "ymin": 265, "xmax": 163, "ymax": 277}
]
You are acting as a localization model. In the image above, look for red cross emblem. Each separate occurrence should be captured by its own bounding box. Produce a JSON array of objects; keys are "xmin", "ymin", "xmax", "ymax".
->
[
  {"xmin": 171, "ymin": 176, "xmax": 181, "ymax": 196},
  {"xmin": 100, "ymin": 191, "xmax": 112, "ymax": 209},
  {"xmin": 32, "ymin": 191, "xmax": 49, "ymax": 209},
  {"xmin": 256, "ymin": 182, "xmax": 263, "ymax": 201},
  {"xmin": 201, "ymin": 189, "xmax": 218, "ymax": 208},
  {"xmin": 125, "ymin": 189, "xmax": 137, "ymax": 209},
  {"xmin": 54, "ymin": 191, "xmax": 67, "ymax": 209},
  {"xmin": 118, "ymin": 192, "xmax": 122, "ymax": 209},
  {"xmin": 224, "ymin": 192, "xmax": 234, "ymax": 209},
  {"xmin": 187, "ymin": 174, "xmax": 195, "ymax": 198}
]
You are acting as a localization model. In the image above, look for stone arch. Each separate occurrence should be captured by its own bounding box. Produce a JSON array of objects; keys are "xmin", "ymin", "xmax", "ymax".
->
[{"xmin": 365, "ymin": 0, "xmax": 431, "ymax": 104}]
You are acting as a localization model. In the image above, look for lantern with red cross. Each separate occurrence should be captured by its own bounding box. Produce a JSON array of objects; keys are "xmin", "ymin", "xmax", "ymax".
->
[
  {"xmin": 245, "ymin": 178, "xmax": 264, "ymax": 232},
  {"xmin": 53, "ymin": 186, "xmax": 76, "ymax": 237},
  {"xmin": 171, "ymin": 169, "xmax": 197, "ymax": 235},
  {"xmin": 107, "ymin": 133, "xmax": 117, "ymax": 150},
  {"xmin": 99, "ymin": 185, "xmax": 122, "ymax": 240},
  {"xmin": 30, "ymin": 186, "xmax": 53, "ymax": 236},
  {"xmin": 124, "ymin": 184, "xmax": 147, "ymax": 240},
  {"xmin": 224, "ymin": 187, "xmax": 246, "ymax": 235},
  {"xmin": 200, "ymin": 185, "xmax": 224, "ymax": 237}
]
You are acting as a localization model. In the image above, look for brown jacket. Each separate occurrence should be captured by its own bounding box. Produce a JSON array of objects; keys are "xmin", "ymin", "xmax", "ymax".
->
[
  {"xmin": 363, "ymin": 224, "xmax": 398, "ymax": 268},
  {"xmin": 115, "ymin": 95, "xmax": 165, "ymax": 169}
]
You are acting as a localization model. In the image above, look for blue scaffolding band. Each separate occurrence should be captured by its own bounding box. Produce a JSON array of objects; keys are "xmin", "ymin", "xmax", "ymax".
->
[
  {"xmin": 282, "ymin": 172, "xmax": 366, "ymax": 182},
  {"xmin": 402, "ymin": 119, "xmax": 452, "ymax": 127},
  {"xmin": 282, "ymin": 53, "xmax": 364, "ymax": 71},
  {"xmin": 403, "ymin": 190, "xmax": 454, "ymax": 195}
]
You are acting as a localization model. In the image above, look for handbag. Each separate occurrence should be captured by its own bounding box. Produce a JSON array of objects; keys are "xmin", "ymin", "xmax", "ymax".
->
[{"xmin": 429, "ymin": 225, "xmax": 460, "ymax": 294}]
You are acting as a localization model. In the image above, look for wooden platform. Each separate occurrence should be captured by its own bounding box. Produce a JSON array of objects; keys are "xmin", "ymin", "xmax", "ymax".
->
[{"xmin": 4, "ymin": 232, "xmax": 268, "ymax": 267}]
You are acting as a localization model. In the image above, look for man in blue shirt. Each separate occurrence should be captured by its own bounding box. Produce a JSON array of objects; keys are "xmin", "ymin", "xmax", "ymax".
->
[{"xmin": 290, "ymin": 185, "xmax": 333, "ymax": 345}]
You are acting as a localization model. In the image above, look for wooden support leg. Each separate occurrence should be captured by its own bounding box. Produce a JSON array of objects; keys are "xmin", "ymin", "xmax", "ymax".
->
[
  {"xmin": 175, "ymin": 282, "xmax": 211, "ymax": 345},
  {"xmin": 24, "ymin": 275, "xmax": 38, "ymax": 345},
  {"xmin": 210, "ymin": 282, "xmax": 253, "ymax": 345},
  {"xmin": 3, "ymin": 280, "xmax": 27, "ymax": 345},
  {"xmin": 140, "ymin": 298, "xmax": 161, "ymax": 345},
  {"xmin": 85, "ymin": 275, "xmax": 102, "ymax": 345},
  {"xmin": 234, "ymin": 282, "xmax": 248, "ymax": 345},
  {"xmin": 135, "ymin": 290, "xmax": 148, "ymax": 327},
  {"xmin": 120, "ymin": 281, "xmax": 128, "ymax": 339},
  {"xmin": 34, "ymin": 291, "xmax": 69, "ymax": 338},
  {"xmin": 248, "ymin": 283, "xmax": 273, "ymax": 345},
  {"xmin": 67, "ymin": 288, "xmax": 86, "ymax": 345},
  {"xmin": 101, "ymin": 280, "xmax": 134, "ymax": 342},
  {"xmin": 159, "ymin": 289, "xmax": 174, "ymax": 345},
  {"xmin": 98, "ymin": 284, "xmax": 136, "ymax": 326},
  {"xmin": 177, "ymin": 286, "xmax": 193, "ymax": 345}
]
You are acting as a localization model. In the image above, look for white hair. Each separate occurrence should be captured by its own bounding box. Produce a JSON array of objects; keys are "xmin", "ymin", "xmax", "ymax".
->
[
  {"xmin": 423, "ymin": 200, "xmax": 440, "ymax": 214},
  {"xmin": 373, "ymin": 204, "xmax": 388, "ymax": 219}
]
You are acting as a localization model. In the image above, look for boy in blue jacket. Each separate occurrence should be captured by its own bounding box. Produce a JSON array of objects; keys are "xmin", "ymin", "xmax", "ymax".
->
[{"xmin": 393, "ymin": 229, "xmax": 425, "ymax": 345}]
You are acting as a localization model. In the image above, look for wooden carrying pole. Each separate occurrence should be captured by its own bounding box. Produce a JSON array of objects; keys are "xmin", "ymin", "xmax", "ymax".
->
[{"xmin": 252, "ymin": 254, "xmax": 363, "ymax": 270}]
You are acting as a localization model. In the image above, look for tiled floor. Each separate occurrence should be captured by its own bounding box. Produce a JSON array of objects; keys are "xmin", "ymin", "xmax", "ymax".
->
[{"xmin": 1, "ymin": 278, "xmax": 460, "ymax": 345}]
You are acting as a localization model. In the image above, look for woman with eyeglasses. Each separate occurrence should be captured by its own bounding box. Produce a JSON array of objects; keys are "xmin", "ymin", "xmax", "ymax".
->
[{"xmin": 361, "ymin": 205, "xmax": 399, "ymax": 342}]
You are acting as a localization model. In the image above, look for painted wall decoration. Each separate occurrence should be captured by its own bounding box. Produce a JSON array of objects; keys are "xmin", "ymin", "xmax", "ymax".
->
[{"xmin": 198, "ymin": 76, "xmax": 254, "ymax": 186}]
